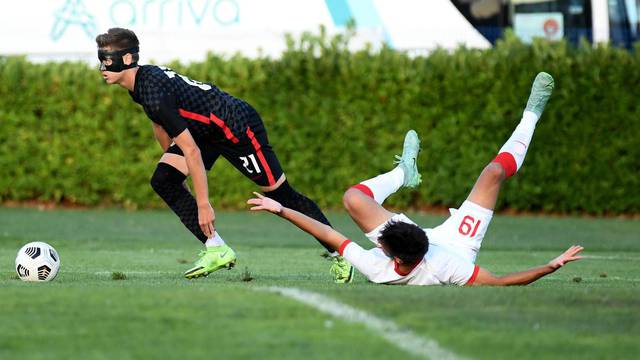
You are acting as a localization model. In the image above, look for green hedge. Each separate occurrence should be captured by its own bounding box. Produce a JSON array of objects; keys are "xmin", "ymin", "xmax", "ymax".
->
[{"xmin": 1, "ymin": 30, "xmax": 638, "ymax": 214}]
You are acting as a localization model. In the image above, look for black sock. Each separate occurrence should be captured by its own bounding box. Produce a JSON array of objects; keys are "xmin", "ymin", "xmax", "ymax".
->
[
  {"xmin": 265, "ymin": 180, "xmax": 336, "ymax": 253},
  {"xmin": 150, "ymin": 163, "xmax": 207, "ymax": 243}
]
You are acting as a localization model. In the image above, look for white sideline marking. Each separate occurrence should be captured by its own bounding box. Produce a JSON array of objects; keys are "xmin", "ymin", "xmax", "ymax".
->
[{"xmin": 258, "ymin": 286, "xmax": 469, "ymax": 360}]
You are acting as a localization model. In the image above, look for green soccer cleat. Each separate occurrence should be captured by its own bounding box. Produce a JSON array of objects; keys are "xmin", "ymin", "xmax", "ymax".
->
[
  {"xmin": 184, "ymin": 244, "xmax": 236, "ymax": 279},
  {"xmin": 394, "ymin": 129, "xmax": 422, "ymax": 188},
  {"xmin": 525, "ymin": 72, "xmax": 555, "ymax": 118},
  {"xmin": 330, "ymin": 256, "xmax": 354, "ymax": 284}
]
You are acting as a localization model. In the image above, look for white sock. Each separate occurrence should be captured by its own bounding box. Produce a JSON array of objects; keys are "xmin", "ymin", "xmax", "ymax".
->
[
  {"xmin": 493, "ymin": 111, "xmax": 538, "ymax": 177},
  {"xmin": 359, "ymin": 167, "xmax": 404, "ymax": 204},
  {"xmin": 205, "ymin": 232, "xmax": 226, "ymax": 248}
]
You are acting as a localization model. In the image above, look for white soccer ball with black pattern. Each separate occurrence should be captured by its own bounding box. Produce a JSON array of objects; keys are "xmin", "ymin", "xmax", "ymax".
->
[{"xmin": 15, "ymin": 242, "xmax": 60, "ymax": 282}]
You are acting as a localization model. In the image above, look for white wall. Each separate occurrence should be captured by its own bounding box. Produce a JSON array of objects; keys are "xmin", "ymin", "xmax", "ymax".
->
[{"xmin": 0, "ymin": 0, "xmax": 490, "ymax": 63}]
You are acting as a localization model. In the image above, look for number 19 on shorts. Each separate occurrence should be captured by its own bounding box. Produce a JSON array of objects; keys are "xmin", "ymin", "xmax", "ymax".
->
[{"xmin": 458, "ymin": 215, "xmax": 481, "ymax": 238}]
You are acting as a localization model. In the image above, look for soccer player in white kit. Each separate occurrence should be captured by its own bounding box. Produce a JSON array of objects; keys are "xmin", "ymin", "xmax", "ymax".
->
[{"xmin": 248, "ymin": 72, "xmax": 584, "ymax": 286}]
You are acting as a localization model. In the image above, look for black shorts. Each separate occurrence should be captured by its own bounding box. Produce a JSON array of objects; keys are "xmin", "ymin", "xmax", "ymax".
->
[{"xmin": 166, "ymin": 124, "xmax": 284, "ymax": 187}]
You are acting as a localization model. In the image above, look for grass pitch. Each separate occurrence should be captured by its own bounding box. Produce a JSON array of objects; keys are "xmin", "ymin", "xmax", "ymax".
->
[{"xmin": 1, "ymin": 207, "xmax": 638, "ymax": 360}]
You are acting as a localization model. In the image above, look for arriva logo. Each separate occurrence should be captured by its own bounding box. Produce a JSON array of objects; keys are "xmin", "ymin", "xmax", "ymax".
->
[
  {"xmin": 324, "ymin": 0, "xmax": 392, "ymax": 46},
  {"xmin": 51, "ymin": 0, "xmax": 97, "ymax": 41},
  {"xmin": 51, "ymin": 0, "xmax": 240, "ymax": 42}
]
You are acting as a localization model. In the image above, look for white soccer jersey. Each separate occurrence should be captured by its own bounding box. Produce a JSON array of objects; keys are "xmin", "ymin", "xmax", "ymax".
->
[
  {"xmin": 339, "ymin": 200, "xmax": 493, "ymax": 286},
  {"xmin": 339, "ymin": 240, "xmax": 479, "ymax": 286}
]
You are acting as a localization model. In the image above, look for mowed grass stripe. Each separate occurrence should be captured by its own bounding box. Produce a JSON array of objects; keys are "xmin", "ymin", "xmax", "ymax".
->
[
  {"xmin": 260, "ymin": 286, "xmax": 470, "ymax": 360},
  {"xmin": 2, "ymin": 207, "xmax": 639, "ymax": 359},
  {"xmin": 0, "ymin": 284, "xmax": 407, "ymax": 360}
]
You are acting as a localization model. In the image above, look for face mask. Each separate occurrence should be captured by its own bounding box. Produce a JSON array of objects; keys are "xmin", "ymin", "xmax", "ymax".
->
[{"xmin": 98, "ymin": 46, "xmax": 139, "ymax": 72}]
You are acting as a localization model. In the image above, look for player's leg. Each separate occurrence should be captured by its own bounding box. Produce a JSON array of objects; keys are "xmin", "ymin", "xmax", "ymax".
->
[
  {"xmin": 263, "ymin": 177, "xmax": 335, "ymax": 253},
  {"xmin": 264, "ymin": 176, "xmax": 356, "ymax": 284},
  {"xmin": 436, "ymin": 72, "xmax": 554, "ymax": 262},
  {"xmin": 467, "ymin": 72, "xmax": 554, "ymax": 209},
  {"xmin": 344, "ymin": 130, "xmax": 422, "ymax": 233},
  {"xmin": 465, "ymin": 163, "xmax": 505, "ymax": 211},
  {"xmin": 343, "ymin": 181, "xmax": 397, "ymax": 233},
  {"xmin": 150, "ymin": 144, "xmax": 236, "ymax": 278},
  {"xmin": 222, "ymin": 125, "xmax": 335, "ymax": 252},
  {"xmin": 220, "ymin": 122, "xmax": 354, "ymax": 282}
]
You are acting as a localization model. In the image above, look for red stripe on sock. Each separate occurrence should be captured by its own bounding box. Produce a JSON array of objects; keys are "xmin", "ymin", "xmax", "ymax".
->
[
  {"xmin": 350, "ymin": 184, "xmax": 374, "ymax": 199},
  {"xmin": 338, "ymin": 240, "xmax": 352, "ymax": 256},
  {"xmin": 492, "ymin": 152, "xmax": 517, "ymax": 177}
]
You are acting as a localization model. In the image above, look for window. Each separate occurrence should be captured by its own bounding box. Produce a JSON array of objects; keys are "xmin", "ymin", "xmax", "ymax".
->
[{"xmin": 512, "ymin": 0, "xmax": 592, "ymax": 44}]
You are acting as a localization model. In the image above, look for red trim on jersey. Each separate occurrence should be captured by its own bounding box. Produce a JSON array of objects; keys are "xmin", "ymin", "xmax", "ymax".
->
[
  {"xmin": 178, "ymin": 109, "xmax": 210, "ymax": 124},
  {"xmin": 394, "ymin": 258, "xmax": 422, "ymax": 276},
  {"xmin": 492, "ymin": 152, "xmax": 517, "ymax": 177},
  {"xmin": 178, "ymin": 109, "xmax": 240, "ymax": 144},
  {"xmin": 350, "ymin": 184, "xmax": 374, "ymax": 199},
  {"xmin": 246, "ymin": 127, "xmax": 275, "ymax": 186},
  {"xmin": 465, "ymin": 265, "xmax": 480, "ymax": 286},
  {"xmin": 210, "ymin": 113, "xmax": 240, "ymax": 144},
  {"xmin": 338, "ymin": 240, "xmax": 352, "ymax": 256}
]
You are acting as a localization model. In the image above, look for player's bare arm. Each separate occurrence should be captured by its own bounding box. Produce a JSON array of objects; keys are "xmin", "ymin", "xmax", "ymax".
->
[
  {"xmin": 248, "ymin": 193, "xmax": 348, "ymax": 251},
  {"xmin": 472, "ymin": 245, "xmax": 584, "ymax": 286},
  {"xmin": 173, "ymin": 129, "xmax": 215, "ymax": 238},
  {"xmin": 151, "ymin": 122, "xmax": 172, "ymax": 152}
]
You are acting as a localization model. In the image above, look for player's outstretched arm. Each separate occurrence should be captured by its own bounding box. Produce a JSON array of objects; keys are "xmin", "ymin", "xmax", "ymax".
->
[
  {"xmin": 248, "ymin": 192, "xmax": 348, "ymax": 251},
  {"xmin": 472, "ymin": 245, "xmax": 584, "ymax": 286}
]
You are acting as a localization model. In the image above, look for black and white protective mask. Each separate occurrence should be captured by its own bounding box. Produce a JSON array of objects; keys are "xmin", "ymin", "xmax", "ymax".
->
[{"xmin": 98, "ymin": 46, "xmax": 139, "ymax": 72}]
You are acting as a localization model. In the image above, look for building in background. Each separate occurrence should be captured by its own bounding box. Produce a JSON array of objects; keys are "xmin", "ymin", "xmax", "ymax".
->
[
  {"xmin": 0, "ymin": 0, "xmax": 638, "ymax": 64},
  {"xmin": 451, "ymin": 0, "xmax": 640, "ymax": 48}
]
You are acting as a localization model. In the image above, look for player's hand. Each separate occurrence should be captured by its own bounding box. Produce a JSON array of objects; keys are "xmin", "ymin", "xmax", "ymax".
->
[
  {"xmin": 197, "ymin": 202, "xmax": 215, "ymax": 238},
  {"xmin": 548, "ymin": 245, "xmax": 584, "ymax": 269},
  {"xmin": 247, "ymin": 192, "xmax": 283, "ymax": 214}
]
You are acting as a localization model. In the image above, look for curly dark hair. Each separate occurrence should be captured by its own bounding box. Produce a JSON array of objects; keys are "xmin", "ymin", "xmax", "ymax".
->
[{"xmin": 378, "ymin": 221, "xmax": 429, "ymax": 264}]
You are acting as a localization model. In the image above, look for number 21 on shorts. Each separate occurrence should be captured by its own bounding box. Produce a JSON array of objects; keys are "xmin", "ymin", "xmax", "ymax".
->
[
  {"xmin": 240, "ymin": 154, "xmax": 261, "ymax": 174},
  {"xmin": 458, "ymin": 215, "xmax": 481, "ymax": 237}
]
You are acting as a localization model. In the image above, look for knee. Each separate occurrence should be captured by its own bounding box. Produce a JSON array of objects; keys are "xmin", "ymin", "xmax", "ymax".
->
[
  {"xmin": 150, "ymin": 163, "xmax": 186, "ymax": 193},
  {"xmin": 342, "ymin": 188, "xmax": 361, "ymax": 212},
  {"xmin": 150, "ymin": 167, "xmax": 167, "ymax": 193},
  {"xmin": 483, "ymin": 163, "xmax": 506, "ymax": 183}
]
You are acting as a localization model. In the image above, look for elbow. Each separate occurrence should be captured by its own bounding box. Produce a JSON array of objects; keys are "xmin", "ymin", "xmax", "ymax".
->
[
  {"xmin": 183, "ymin": 144, "xmax": 201, "ymax": 159},
  {"xmin": 495, "ymin": 277, "xmax": 512, "ymax": 286}
]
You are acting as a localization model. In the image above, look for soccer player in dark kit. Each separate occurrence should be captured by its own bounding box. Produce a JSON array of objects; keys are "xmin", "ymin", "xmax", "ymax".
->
[{"xmin": 96, "ymin": 28, "xmax": 353, "ymax": 282}]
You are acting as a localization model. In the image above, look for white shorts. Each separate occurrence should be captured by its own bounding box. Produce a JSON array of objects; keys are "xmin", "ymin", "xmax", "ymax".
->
[{"xmin": 364, "ymin": 201, "xmax": 493, "ymax": 263}]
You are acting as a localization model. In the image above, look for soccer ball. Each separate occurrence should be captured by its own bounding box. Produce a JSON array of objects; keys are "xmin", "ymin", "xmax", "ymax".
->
[{"xmin": 15, "ymin": 242, "xmax": 60, "ymax": 282}]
